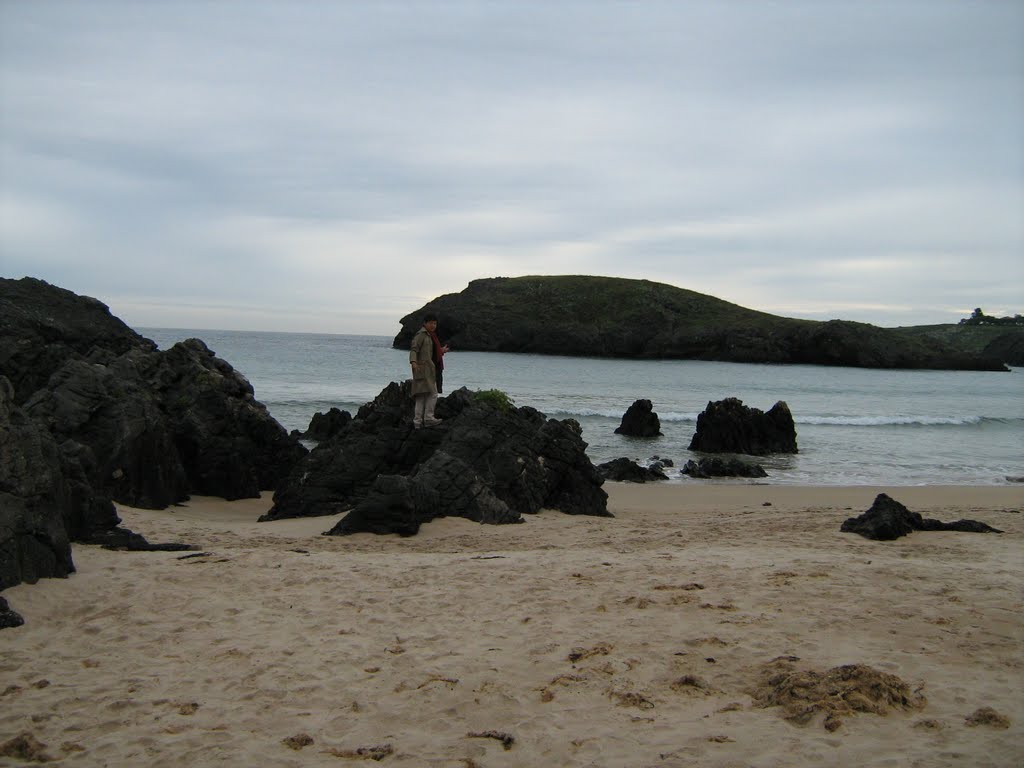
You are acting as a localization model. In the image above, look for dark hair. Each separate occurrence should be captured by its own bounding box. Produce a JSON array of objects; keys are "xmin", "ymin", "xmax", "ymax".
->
[{"xmin": 423, "ymin": 312, "xmax": 438, "ymax": 322}]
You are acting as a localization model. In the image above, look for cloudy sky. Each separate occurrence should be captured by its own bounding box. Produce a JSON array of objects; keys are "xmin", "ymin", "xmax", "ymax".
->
[{"xmin": 1, "ymin": 1, "xmax": 1021, "ymax": 335}]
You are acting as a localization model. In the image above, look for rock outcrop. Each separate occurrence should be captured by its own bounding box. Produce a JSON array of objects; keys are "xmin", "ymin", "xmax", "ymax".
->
[
  {"xmin": 2, "ymin": 278, "xmax": 305, "ymax": 506},
  {"xmin": 391, "ymin": 276, "xmax": 1008, "ymax": 371},
  {"xmin": 0, "ymin": 277, "xmax": 305, "ymax": 590},
  {"xmin": 263, "ymin": 383, "xmax": 610, "ymax": 535},
  {"xmin": 840, "ymin": 494, "xmax": 1003, "ymax": 540},
  {"xmin": 140, "ymin": 339, "xmax": 306, "ymax": 501},
  {"xmin": 614, "ymin": 399, "xmax": 663, "ymax": 437},
  {"xmin": 1, "ymin": 377, "xmax": 76, "ymax": 590},
  {"xmin": 681, "ymin": 457, "xmax": 767, "ymax": 478},
  {"xmin": 23, "ymin": 357, "xmax": 189, "ymax": 510},
  {"xmin": 0, "ymin": 277, "xmax": 152, "ymax": 402},
  {"xmin": 983, "ymin": 332, "xmax": 1024, "ymax": 366},
  {"xmin": 0, "ymin": 596, "xmax": 24, "ymax": 629},
  {"xmin": 596, "ymin": 457, "xmax": 669, "ymax": 483},
  {"xmin": 688, "ymin": 398, "xmax": 798, "ymax": 455},
  {"xmin": 301, "ymin": 407, "xmax": 353, "ymax": 442}
]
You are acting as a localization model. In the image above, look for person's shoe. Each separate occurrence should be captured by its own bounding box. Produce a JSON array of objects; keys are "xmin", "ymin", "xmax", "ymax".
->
[
  {"xmin": 424, "ymin": 417, "xmax": 443, "ymax": 426},
  {"xmin": 412, "ymin": 422, "xmax": 423, "ymax": 430}
]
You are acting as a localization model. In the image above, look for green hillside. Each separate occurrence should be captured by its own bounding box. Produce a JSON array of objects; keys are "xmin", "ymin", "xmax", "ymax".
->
[{"xmin": 393, "ymin": 276, "xmax": 1013, "ymax": 371}]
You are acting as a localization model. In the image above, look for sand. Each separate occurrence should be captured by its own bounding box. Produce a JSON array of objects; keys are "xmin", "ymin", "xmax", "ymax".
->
[{"xmin": 2, "ymin": 484, "xmax": 1022, "ymax": 767}]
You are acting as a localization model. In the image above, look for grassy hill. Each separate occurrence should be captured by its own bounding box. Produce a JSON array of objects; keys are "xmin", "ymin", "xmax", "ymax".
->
[{"xmin": 394, "ymin": 276, "xmax": 1013, "ymax": 371}]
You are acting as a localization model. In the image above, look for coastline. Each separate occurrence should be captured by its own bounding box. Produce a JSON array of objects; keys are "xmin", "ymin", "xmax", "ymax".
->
[{"xmin": 2, "ymin": 484, "xmax": 1021, "ymax": 766}]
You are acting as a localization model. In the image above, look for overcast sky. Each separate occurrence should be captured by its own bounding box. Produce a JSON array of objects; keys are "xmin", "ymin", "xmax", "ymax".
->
[{"xmin": 1, "ymin": 1, "xmax": 1021, "ymax": 335}]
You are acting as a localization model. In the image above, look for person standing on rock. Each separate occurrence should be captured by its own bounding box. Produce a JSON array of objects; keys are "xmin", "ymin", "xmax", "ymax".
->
[{"xmin": 409, "ymin": 312, "xmax": 448, "ymax": 428}]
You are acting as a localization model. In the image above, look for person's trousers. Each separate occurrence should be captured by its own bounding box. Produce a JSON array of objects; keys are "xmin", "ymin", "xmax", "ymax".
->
[{"xmin": 413, "ymin": 392, "xmax": 438, "ymax": 426}]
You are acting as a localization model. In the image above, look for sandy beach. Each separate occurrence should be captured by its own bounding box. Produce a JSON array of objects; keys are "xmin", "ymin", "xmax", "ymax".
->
[{"xmin": 2, "ymin": 484, "xmax": 1021, "ymax": 767}]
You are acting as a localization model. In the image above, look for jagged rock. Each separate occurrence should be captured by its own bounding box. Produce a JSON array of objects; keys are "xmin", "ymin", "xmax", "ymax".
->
[
  {"xmin": 303, "ymin": 407, "xmax": 353, "ymax": 441},
  {"xmin": 266, "ymin": 382, "xmax": 434, "ymax": 520},
  {"xmin": 1, "ymin": 377, "xmax": 76, "ymax": 590},
  {"xmin": 139, "ymin": 339, "xmax": 307, "ymax": 501},
  {"xmin": 23, "ymin": 340, "xmax": 306, "ymax": 507},
  {"xmin": 596, "ymin": 457, "xmax": 668, "ymax": 483},
  {"xmin": 0, "ymin": 596, "xmax": 25, "ymax": 629},
  {"xmin": 1, "ymin": 375, "xmax": 185, "ymax": 590},
  {"xmin": 682, "ymin": 457, "xmax": 767, "ymax": 478},
  {"xmin": 327, "ymin": 474, "xmax": 436, "ymax": 537},
  {"xmin": 0, "ymin": 277, "xmax": 153, "ymax": 404},
  {"xmin": 24, "ymin": 358, "xmax": 189, "ymax": 509},
  {"xmin": 1, "ymin": 278, "xmax": 302, "ymax": 589},
  {"xmin": 614, "ymin": 399, "xmax": 663, "ymax": 437},
  {"xmin": 840, "ymin": 494, "xmax": 1003, "ymax": 540},
  {"xmin": 265, "ymin": 383, "xmax": 610, "ymax": 535},
  {"xmin": 326, "ymin": 458, "xmax": 520, "ymax": 537},
  {"xmin": 2, "ymin": 276, "xmax": 306, "ymax": 508},
  {"xmin": 689, "ymin": 398, "xmax": 798, "ymax": 455}
]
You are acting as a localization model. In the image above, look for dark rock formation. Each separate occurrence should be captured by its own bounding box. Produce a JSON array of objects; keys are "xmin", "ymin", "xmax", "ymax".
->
[
  {"xmin": 302, "ymin": 407, "xmax": 353, "ymax": 442},
  {"xmin": 23, "ymin": 357, "xmax": 189, "ymax": 509},
  {"xmin": 840, "ymin": 494, "xmax": 1003, "ymax": 540},
  {"xmin": 983, "ymin": 331, "xmax": 1024, "ymax": 367},
  {"xmin": 1, "ymin": 278, "xmax": 305, "ymax": 508},
  {"xmin": 0, "ymin": 596, "xmax": 24, "ymax": 629},
  {"xmin": 1, "ymin": 377, "xmax": 76, "ymax": 590},
  {"xmin": 140, "ymin": 339, "xmax": 307, "ymax": 501},
  {"xmin": 682, "ymin": 457, "xmax": 768, "ymax": 478},
  {"xmin": 614, "ymin": 399, "xmax": 663, "ymax": 437},
  {"xmin": 264, "ymin": 383, "xmax": 610, "ymax": 535},
  {"xmin": 596, "ymin": 457, "xmax": 669, "ymax": 483},
  {"xmin": 688, "ymin": 398, "xmax": 798, "ymax": 455},
  {"xmin": 20, "ymin": 339, "xmax": 305, "ymax": 508},
  {"xmin": 2, "ymin": 374, "xmax": 195, "ymax": 591},
  {"xmin": 0, "ymin": 277, "xmax": 153, "ymax": 403},
  {"xmin": 0, "ymin": 277, "xmax": 303, "ymax": 590},
  {"xmin": 328, "ymin": 457, "xmax": 522, "ymax": 537},
  {"xmin": 391, "ymin": 276, "xmax": 1007, "ymax": 371}
]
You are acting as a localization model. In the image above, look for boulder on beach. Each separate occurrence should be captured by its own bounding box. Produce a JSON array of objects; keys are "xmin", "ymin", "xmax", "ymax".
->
[
  {"xmin": 688, "ymin": 397, "xmax": 798, "ymax": 455},
  {"xmin": 1, "ymin": 376, "xmax": 77, "ymax": 590},
  {"xmin": 265, "ymin": 382, "xmax": 610, "ymax": 535},
  {"xmin": 2, "ymin": 278, "xmax": 306, "ymax": 509},
  {"xmin": 0, "ymin": 277, "xmax": 306, "ymax": 591},
  {"xmin": 840, "ymin": 493, "xmax": 1003, "ymax": 540},
  {"xmin": 681, "ymin": 457, "xmax": 767, "ymax": 479},
  {"xmin": 614, "ymin": 399, "xmax": 663, "ymax": 437},
  {"xmin": 0, "ymin": 596, "xmax": 25, "ymax": 629},
  {"xmin": 1, "ymin": 373, "xmax": 190, "ymax": 593},
  {"xmin": 143, "ymin": 339, "xmax": 308, "ymax": 501},
  {"xmin": 23, "ymin": 357, "xmax": 190, "ymax": 510},
  {"xmin": 596, "ymin": 457, "xmax": 669, "ymax": 483}
]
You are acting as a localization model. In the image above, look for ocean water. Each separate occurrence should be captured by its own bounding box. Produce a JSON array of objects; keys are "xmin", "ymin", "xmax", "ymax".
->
[{"xmin": 140, "ymin": 328, "xmax": 1024, "ymax": 486}]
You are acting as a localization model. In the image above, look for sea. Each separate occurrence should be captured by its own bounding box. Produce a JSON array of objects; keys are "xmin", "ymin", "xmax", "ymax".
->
[{"xmin": 139, "ymin": 328, "xmax": 1024, "ymax": 487}]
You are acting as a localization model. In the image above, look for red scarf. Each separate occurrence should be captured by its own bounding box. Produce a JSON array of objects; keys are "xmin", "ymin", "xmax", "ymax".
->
[{"xmin": 427, "ymin": 327, "xmax": 445, "ymax": 371}]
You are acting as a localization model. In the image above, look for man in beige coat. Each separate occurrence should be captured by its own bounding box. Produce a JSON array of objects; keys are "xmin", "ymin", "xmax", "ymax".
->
[{"xmin": 409, "ymin": 313, "xmax": 448, "ymax": 428}]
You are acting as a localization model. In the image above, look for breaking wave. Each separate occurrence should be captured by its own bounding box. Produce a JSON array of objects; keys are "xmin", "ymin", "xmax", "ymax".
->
[
  {"xmin": 545, "ymin": 409, "xmax": 1007, "ymax": 428},
  {"xmin": 799, "ymin": 415, "xmax": 989, "ymax": 427}
]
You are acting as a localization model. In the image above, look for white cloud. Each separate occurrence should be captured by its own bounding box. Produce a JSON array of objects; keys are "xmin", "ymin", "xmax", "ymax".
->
[{"xmin": 1, "ymin": 1, "xmax": 1021, "ymax": 333}]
